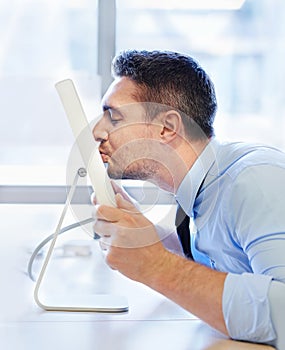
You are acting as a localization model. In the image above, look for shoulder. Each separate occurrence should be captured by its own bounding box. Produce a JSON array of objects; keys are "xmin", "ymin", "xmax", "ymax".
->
[
  {"xmin": 213, "ymin": 140, "xmax": 285, "ymax": 181},
  {"xmin": 212, "ymin": 140, "xmax": 285, "ymax": 248}
]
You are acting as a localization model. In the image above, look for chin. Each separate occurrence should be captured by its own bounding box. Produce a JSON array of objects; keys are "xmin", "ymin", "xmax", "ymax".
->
[
  {"xmin": 106, "ymin": 159, "xmax": 152, "ymax": 181},
  {"xmin": 106, "ymin": 166, "xmax": 141, "ymax": 181},
  {"xmin": 106, "ymin": 165, "xmax": 125, "ymax": 180}
]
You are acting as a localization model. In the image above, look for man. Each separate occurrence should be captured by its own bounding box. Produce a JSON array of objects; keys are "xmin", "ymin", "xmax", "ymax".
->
[{"xmin": 92, "ymin": 50, "xmax": 285, "ymax": 348}]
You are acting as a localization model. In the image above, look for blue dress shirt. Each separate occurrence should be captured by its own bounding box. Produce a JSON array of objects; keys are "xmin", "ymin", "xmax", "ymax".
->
[{"xmin": 175, "ymin": 138, "xmax": 285, "ymax": 348}]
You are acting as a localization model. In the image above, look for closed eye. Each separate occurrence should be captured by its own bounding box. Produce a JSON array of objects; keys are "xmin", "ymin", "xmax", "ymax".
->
[{"xmin": 103, "ymin": 106, "xmax": 123, "ymax": 126}]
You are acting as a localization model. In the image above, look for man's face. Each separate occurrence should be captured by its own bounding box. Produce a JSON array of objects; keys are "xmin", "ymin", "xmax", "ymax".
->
[{"xmin": 92, "ymin": 77, "xmax": 161, "ymax": 181}]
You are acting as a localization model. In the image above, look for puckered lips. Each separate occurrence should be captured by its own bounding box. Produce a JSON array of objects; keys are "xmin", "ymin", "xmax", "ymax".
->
[{"xmin": 99, "ymin": 150, "xmax": 110, "ymax": 163}]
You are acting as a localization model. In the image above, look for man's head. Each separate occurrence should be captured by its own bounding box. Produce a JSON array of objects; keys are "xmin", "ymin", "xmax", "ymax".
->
[
  {"xmin": 112, "ymin": 50, "xmax": 217, "ymax": 140},
  {"xmin": 93, "ymin": 50, "xmax": 217, "ymax": 191}
]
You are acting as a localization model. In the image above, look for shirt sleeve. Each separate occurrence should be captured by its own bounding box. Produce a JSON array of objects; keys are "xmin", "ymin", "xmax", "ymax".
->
[
  {"xmin": 268, "ymin": 280, "xmax": 285, "ymax": 350},
  {"xmin": 223, "ymin": 273, "xmax": 276, "ymax": 343},
  {"xmin": 222, "ymin": 164, "xmax": 285, "ymax": 346}
]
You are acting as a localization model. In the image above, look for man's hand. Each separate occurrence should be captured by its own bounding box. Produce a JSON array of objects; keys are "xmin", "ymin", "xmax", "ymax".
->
[{"xmin": 92, "ymin": 184, "xmax": 169, "ymax": 283}]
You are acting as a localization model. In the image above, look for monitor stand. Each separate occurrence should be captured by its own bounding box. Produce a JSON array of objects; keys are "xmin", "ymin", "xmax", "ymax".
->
[{"xmin": 33, "ymin": 168, "xmax": 128, "ymax": 313}]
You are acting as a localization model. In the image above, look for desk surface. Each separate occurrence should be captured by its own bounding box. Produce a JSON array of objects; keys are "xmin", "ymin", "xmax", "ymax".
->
[{"xmin": 0, "ymin": 204, "xmax": 274, "ymax": 350}]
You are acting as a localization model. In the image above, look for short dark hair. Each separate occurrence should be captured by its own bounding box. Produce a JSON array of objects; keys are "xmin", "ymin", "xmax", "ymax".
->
[{"xmin": 112, "ymin": 50, "xmax": 217, "ymax": 139}]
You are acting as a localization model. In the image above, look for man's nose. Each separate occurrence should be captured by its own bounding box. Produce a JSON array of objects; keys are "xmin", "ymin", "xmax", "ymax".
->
[{"xmin": 92, "ymin": 119, "xmax": 108, "ymax": 143}]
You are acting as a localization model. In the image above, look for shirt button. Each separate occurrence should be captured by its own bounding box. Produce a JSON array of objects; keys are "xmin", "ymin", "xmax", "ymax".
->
[{"xmin": 210, "ymin": 259, "xmax": 216, "ymax": 269}]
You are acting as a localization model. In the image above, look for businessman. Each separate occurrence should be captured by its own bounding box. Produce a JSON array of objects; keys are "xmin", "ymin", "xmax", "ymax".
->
[{"xmin": 92, "ymin": 50, "xmax": 285, "ymax": 348}]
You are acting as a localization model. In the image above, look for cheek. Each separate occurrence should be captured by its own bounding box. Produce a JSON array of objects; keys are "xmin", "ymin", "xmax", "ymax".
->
[{"xmin": 109, "ymin": 126, "xmax": 144, "ymax": 149}]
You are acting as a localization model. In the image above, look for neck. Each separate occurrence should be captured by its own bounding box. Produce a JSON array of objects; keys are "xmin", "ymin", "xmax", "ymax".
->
[{"xmin": 153, "ymin": 138, "xmax": 210, "ymax": 193}]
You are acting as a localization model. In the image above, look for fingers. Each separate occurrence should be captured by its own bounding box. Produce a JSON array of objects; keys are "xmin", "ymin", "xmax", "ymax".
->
[
  {"xmin": 93, "ymin": 217, "xmax": 115, "ymax": 237},
  {"xmin": 110, "ymin": 180, "xmax": 131, "ymax": 201},
  {"xmin": 115, "ymin": 193, "xmax": 139, "ymax": 212},
  {"xmin": 93, "ymin": 193, "xmax": 139, "ymax": 223},
  {"xmin": 93, "ymin": 203, "xmax": 125, "ymax": 222},
  {"xmin": 91, "ymin": 180, "xmax": 140, "ymax": 216},
  {"xmin": 99, "ymin": 236, "xmax": 111, "ymax": 251},
  {"xmin": 111, "ymin": 180, "xmax": 140, "ymax": 209},
  {"xmin": 92, "ymin": 191, "xmax": 160, "ymax": 250},
  {"xmin": 91, "ymin": 181, "xmax": 134, "ymax": 206},
  {"xmin": 90, "ymin": 181, "xmax": 129, "ymax": 205},
  {"xmin": 90, "ymin": 192, "xmax": 97, "ymax": 205}
]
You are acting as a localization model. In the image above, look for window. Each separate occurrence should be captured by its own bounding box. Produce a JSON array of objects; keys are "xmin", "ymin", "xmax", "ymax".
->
[
  {"xmin": 1, "ymin": 0, "xmax": 285, "ymax": 201},
  {"xmin": 116, "ymin": 0, "xmax": 285, "ymax": 149},
  {"xmin": 0, "ymin": 0, "xmax": 100, "ymax": 186}
]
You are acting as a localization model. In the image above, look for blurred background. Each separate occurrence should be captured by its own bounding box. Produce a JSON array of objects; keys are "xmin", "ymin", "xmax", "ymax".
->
[{"xmin": 1, "ymin": 0, "xmax": 285, "ymax": 189}]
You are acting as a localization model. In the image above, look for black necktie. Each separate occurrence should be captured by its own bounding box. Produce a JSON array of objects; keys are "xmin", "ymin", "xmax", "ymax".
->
[{"xmin": 175, "ymin": 204, "xmax": 193, "ymax": 259}]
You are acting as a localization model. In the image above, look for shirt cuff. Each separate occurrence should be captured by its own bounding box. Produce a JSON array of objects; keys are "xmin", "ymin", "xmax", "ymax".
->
[{"xmin": 222, "ymin": 272, "xmax": 276, "ymax": 343}]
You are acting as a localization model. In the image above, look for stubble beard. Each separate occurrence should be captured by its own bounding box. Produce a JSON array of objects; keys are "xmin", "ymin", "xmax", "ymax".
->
[{"xmin": 106, "ymin": 157, "xmax": 159, "ymax": 182}]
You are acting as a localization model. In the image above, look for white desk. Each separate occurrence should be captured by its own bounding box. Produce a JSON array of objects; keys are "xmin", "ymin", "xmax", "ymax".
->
[{"xmin": 0, "ymin": 204, "xmax": 274, "ymax": 350}]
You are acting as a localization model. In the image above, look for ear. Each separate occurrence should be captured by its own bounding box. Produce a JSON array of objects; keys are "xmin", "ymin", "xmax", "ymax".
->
[{"xmin": 160, "ymin": 110, "xmax": 183, "ymax": 143}]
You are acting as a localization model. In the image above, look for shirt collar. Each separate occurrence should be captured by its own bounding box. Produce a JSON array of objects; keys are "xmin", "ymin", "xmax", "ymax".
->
[{"xmin": 175, "ymin": 138, "xmax": 219, "ymax": 216}]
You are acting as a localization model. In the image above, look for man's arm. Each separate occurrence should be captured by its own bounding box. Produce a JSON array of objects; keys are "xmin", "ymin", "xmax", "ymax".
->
[
  {"xmin": 221, "ymin": 233, "xmax": 285, "ymax": 346},
  {"xmin": 222, "ymin": 164, "xmax": 285, "ymax": 347},
  {"xmin": 93, "ymin": 186, "xmax": 285, "ymax": 347},
  {"xmin": 222, "ymin": 273, "xmax": 276, "ymax": 343},
  {"xmin": 141, "ymin": 247, "xmax": 228, "ymax": 335},
  {"xmin": 93, "ymin": 193, "xmax": 228, "ymax": 335}
]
